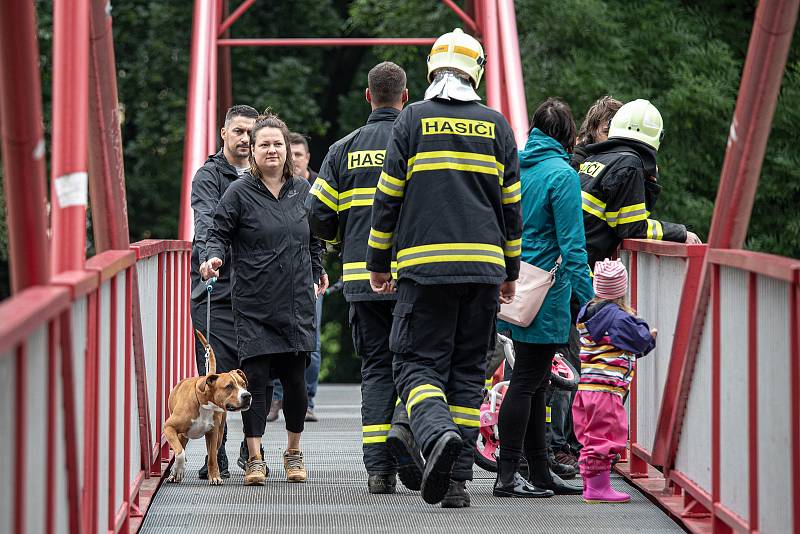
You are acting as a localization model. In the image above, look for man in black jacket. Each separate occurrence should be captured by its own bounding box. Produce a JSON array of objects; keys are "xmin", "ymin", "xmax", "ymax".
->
[
  {"xmin": 190, "ymin": 104, "xmax": 258, "ymax": 478},
  {"xmin": 367, "ymin": 29, "xmax": 522, "ymax": 507},
  {"xmin": 308, "ymin": 61, "xmax": 425, "ymax": 495},
  {"xmin": 578, "ymin": 99, "xmax": 701, "ymax": 268}
]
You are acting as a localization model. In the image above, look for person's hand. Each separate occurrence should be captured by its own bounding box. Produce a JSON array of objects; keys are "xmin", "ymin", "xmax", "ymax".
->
[
  {"xmin": 499, "ymin": 280, "xmax": 516, "ymax": 304},
  {"xmin": 315, "ymin": 273, "xmax": 329, "ymax": 297},
  {"xmin": 685, "ymin": 231, "xmax": 702, "ymax": 245},
  {"xmin": 200, "ymin": 257, "xmax": 223, "ymax": 280},
  {"xmin": 650, "ymin": 328, "xmax": 658, "ymax": 339},
  {"xmin": 370, "ymin": 272, "xmax": 396, "ymax": 294}
]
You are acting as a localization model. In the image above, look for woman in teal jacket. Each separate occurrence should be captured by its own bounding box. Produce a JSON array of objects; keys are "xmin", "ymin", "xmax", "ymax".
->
[{"xmin": 493, "ymin": 99, "xmax": 595, "ymax": 498}]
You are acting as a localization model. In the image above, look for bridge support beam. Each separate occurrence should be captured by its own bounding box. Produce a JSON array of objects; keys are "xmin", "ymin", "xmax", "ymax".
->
[
  {"xmin": 50, "ymin": 0, "xmax": 90, "ymax": 274},
  {"xmin": 0, "ymin": 0, "xmax": 50, "ymax": 292},
  {"xmin": 87, "ymin": 0, "xmax": 154, "ymax": 489}
]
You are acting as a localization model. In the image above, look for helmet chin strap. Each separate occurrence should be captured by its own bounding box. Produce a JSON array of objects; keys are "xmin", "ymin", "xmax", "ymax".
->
[{"xmin": 424, "ymin": 71, "xmax": 481, "ymax": 102}]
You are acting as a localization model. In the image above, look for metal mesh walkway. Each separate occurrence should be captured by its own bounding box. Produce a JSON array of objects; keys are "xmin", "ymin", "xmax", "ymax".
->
[{"xmin": 139, "ymin": 385, "xmax": 682, "ymax": 533}]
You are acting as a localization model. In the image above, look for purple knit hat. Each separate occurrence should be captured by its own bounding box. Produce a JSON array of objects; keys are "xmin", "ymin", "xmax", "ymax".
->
[{"xmin": 593, "ymin": 259, "xmax": 628, "ymax": 300}]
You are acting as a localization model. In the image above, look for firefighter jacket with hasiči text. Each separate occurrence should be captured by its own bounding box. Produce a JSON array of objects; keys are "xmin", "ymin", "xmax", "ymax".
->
[
  {"xmin": 365, "ymin": 98, "xmax": 522, "ymax": 285},
  {"xmin": 307, "ymin": 107, "xmax": 401, "ymax": 302},
  {"xmin": 578, "ymin": 139, "xmax": 686, "ymax": 268}
]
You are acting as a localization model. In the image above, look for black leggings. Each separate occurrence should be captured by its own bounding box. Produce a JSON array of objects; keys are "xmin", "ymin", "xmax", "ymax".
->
[
  {"xmin": 241, "ymin": 353, "xmax": 308, "ymax": 436},
  {"xmin": 497, "ymin": 341, "xmax": 560, "ymax": 464}
]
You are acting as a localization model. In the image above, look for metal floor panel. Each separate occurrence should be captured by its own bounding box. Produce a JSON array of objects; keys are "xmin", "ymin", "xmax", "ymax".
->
[{"xmin": 139, "ymin": 384, "xmax": 682, "ymax": 533}]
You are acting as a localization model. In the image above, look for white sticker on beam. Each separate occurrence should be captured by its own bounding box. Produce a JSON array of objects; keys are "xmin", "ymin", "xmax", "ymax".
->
[{"xmin": 54, "ymin": 171, "xmax": 88, "ymax": 207}]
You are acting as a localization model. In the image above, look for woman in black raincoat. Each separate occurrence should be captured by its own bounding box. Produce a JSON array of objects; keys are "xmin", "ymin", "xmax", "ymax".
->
[{"xmin": 201, "ymin": 112, "xmax": 328, "ymax": 486}]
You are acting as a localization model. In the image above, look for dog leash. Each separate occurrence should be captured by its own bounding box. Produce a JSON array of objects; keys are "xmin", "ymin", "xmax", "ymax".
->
[{"xmin": 204, "ymin": 276, "xmax": 217, "ymax": 375}]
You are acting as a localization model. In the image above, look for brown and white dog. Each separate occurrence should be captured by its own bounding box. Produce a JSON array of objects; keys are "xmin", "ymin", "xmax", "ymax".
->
[{"xmin": 163, "ymin": 330, "xmax": 250, "ymax": 485}]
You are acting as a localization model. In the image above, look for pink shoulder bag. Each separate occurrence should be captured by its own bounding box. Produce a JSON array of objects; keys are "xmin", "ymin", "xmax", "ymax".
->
[{"xmin": 497, "ymin": 258, "xmax": 561, "ymax": 327}]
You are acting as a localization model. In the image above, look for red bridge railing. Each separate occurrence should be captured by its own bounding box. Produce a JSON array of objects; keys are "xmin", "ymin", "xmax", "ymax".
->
[
  {"xmin": 0, "ymin": 239, "xmax": 192, "ymax": 534},
  {"xmin": 619, "ymin": 239, "xmax": 800, "ymax": 533}
]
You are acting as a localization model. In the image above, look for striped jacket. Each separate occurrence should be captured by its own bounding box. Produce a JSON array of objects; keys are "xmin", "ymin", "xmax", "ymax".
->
[
  {"xmin": 578, "ymin": 139, "xmax": 686, "ymax": 268},
  {"xmin": 307, "ymin": 107, "xmax": 400, "ymax": 302},
  {"xmin": 576, "ymin": 301, "xmax": 656, "ymax": 397},
  {"xmin": 365, "ymin": 98, "xmax": 522, "ymax": 285}
]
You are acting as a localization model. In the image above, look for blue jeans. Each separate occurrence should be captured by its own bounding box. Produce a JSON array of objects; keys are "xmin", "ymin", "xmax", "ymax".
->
[{"xmin": 273, "ymin": 294, "xmax": 322, "ymax": 408}]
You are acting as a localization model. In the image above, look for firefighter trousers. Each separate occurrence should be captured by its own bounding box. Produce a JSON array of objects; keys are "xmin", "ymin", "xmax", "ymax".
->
[
  {"xmin": 391, "ymin": 280, "xmax": 498, "ymax": 481},
  {"xmin": 350, "ymin": 300, "xmax": 399, "ymax": 475}
]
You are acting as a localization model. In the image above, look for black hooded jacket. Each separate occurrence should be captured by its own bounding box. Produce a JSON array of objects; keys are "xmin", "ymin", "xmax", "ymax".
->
[
  {"xmin": 191, "ymin": 151, "xmax": 242, "ymax": 304},
  {"xmin": 206, "ymin": 174, "xmax": 325, "ymax": 360},
  {"xmin": 578, "ymin": 138, "xmax": 686, "ymax": 268}
]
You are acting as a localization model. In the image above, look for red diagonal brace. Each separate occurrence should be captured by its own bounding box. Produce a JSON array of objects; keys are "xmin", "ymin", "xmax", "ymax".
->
[{"xmin": 650, "ymin": 0, "xmax": 800, "ymax": 469}]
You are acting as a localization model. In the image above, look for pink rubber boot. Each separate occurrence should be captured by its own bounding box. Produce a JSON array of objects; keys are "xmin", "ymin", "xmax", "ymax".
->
[{"xmin": 582, "ymin": 470, "xmax": 630, "ymax": 503}]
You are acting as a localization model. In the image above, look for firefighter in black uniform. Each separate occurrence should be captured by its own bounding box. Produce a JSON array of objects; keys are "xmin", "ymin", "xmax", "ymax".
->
[
  {"xmin": 307, "ymin": 61, "xmax": 425, "ymax": 495},
  {"xmin": 578, "ymin": 98, "xmax": 701, "ymax": 267},
  {"xmin": 366, "ymin": 29, "xmax": 522, "ymax": 508}
]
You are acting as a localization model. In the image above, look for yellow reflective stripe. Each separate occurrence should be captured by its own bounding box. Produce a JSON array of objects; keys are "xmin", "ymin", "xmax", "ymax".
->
[
  {"xmin": 407, "ymin": 384, "xmax": 447, "ymax": 416},
  {"xmin": 363, "ymin": 424, "xmax": 392, "ymax": 432},
  {"xmin": 453, "ymin": 45, "xmax": 479, "ymax": 59},
  {"xmin": 338, "ymin": 187, "xmax": 376, "ymax": 212},
  {"xmin": 501, "ymin": 181, "xmax": 521, "ymax": 204},
  {"xmin": 646, "ymin": 219, "xmax": 664, "ymax": 240},
  {"xmin": 504, "ymin": 238, "xmax": 522, "ymax": 258},
  {"xmin": 396, "ymin": 243, "xmax": 506, "ymax": 270},
  {"xmin": 342, "ymin": 261, "xmax": 397, "ymax": 281},
  {"xmin": 310, "ymin": 177, "xmax": 338, "ymax": 212},
  {"xmin": 606, "ymin": 203, "xmax": 648, "ymax": 227},
  {"xmin": 484, "ymin": 377, "xmax": 493, "ymax": 389},
  {"xmin": 397, "ymin": 242, "xmax": 503, "ymax": 257},
  {"xmin": 449, "ymin": 405, "xmax": 481, "ymax": 428},
  {"xmin": 406, "ymin": 151, "xmax": 502, "ymax": 180},
  {"xmin": 362, "ymin": 423, "xmax": 391, "ymax": 443},
  {"xmin": 581, "ymin": 191, "xmax": 607, "ymax": 221},
  {"xmin": 368, "ymin": 227, "xmax": 393, "ymax": 250},
  {"xmin": 377, "ymin": 171, "xmax": 405, "ymax": 198}
]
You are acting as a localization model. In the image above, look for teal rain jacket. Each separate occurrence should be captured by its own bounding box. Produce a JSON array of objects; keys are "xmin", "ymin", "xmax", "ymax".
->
[{"xmin": 498, "ymin": 128, "xmax": 594, "ymax": 344}]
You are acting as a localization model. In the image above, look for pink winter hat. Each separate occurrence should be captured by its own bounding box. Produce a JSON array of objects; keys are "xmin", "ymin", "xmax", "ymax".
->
[{"xmin": 593, "ymin": 259, "xmax": 628, "ymax": 300}]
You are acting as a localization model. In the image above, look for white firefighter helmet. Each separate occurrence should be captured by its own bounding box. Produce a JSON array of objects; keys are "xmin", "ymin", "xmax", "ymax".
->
[
  {"xmin": 426, "ymin": 28, "xmax": 486, "ymax": 89},
  {"xmin": 609, "ymin": 99, "xmax": 665, "ymax": 150}
]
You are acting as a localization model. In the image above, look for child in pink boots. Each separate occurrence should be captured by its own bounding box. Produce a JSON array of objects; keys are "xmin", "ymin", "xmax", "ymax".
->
[{"xmin": 572, "ymin": 259, "xmax": 656, "ymax": 503}]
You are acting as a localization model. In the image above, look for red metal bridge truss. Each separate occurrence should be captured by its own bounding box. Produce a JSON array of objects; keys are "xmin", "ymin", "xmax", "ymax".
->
[{"xmin": 0, "ymin": 1, "xmax": 797, "ymax": 533}]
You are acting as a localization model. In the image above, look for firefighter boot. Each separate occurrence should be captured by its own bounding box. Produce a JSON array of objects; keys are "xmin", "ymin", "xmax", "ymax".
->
[
  {"xmin": 420, "ymin": 431, "xmax": 462, "ymax": 505},
  {"xmin": 441, "ymin": 480, "xmax": 470, "ymax": 508},
  {"xmin": 386, "ymin": 407, "xmax": 423, "ymax": 491},
  {"xmin": 368, "ymin": 473, "xmax": 397, "ymax": 494}
]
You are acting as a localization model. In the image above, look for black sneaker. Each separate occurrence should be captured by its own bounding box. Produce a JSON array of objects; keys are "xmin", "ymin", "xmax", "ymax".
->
[
  {"xmin": 548, "ymin": 453, "xmax": 577, "ymax": 480},
  {"xmin": 420, "ymin": 431, "xmax": 462, "ymax": 505},
  {"xmin": 367, "ymin": 473, "xmax": 397, "ymax": 494},
  {"xmin": 441, "ymin": 480, "xmax": 470, "ymax": 508},
  {"xmin": 237, "ymin": 440, "xmax": 265, "ymax": 471},
  {"xmin": 198, "ymin": 453, "xmax": 231, "ymax": 480},
  {"xmin": 386, "ymin": 424, "xmax": 424, "ymax": 491}
]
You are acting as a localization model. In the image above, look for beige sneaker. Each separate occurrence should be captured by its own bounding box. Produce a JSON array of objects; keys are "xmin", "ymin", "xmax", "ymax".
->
[
  {"xmin": 283, "ymin": 449, "xmax": 307, "ymax": 483},
  {"xmin": 244, "ymin": 457, "xmax": 268, "ymax": 486}
]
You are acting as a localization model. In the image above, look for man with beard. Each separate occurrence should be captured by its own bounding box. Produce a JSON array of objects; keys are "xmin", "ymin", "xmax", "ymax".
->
[{"xmin": 190, "ymin": 104, "xmax": 258, "ymax": 479}]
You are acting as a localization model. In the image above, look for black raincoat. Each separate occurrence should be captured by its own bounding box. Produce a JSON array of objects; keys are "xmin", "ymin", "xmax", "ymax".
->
[{"xmin": 206, "ymin": 173, "xmax": 325, "ymax": 361}]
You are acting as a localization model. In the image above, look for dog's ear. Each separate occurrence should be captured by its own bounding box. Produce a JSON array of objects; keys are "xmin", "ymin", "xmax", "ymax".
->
[
  {"xmin": 204, "ymin": 374, "xmax": 219, "ymax": 391},
  {"xmin": 233, "ymin": 369, "xmax": 248, "ymax": 388}
]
